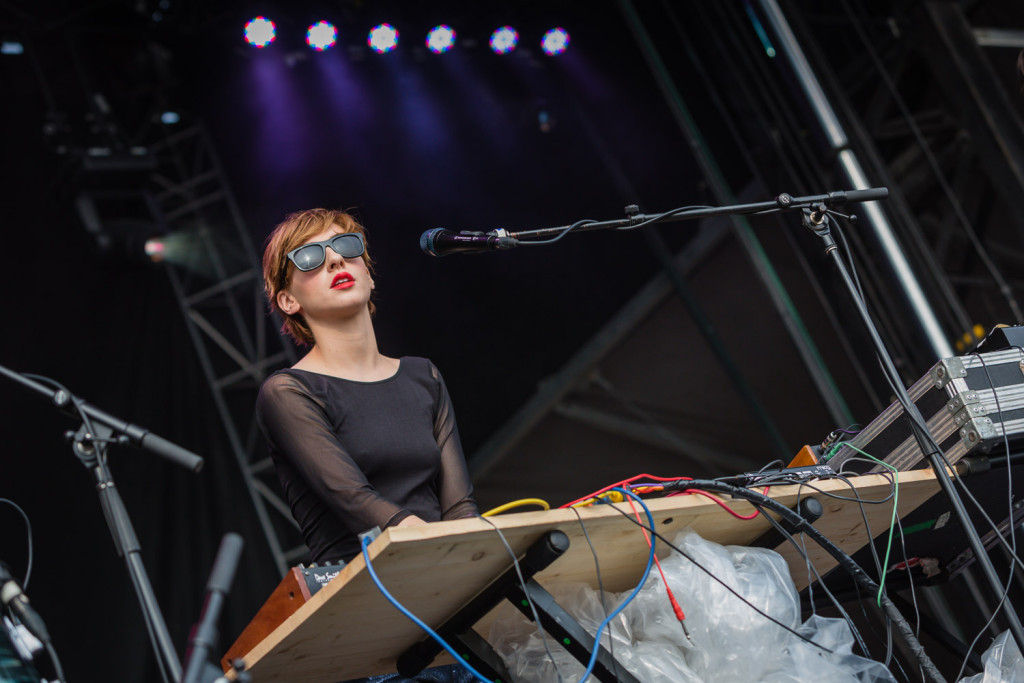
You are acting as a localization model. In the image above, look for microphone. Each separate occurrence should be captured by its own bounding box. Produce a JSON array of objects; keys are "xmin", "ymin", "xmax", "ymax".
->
[
  {"xmin": 182, "ymin": 533, "xmax": 244, "ymax": 683},
  {"xmin": 0, "ymin": 563, "xmax": 51, "ymax": 644},
  {"xmin": 420, "ymin": 228, "xmax": 518, "ymax": 257},
  {"xmin": 829, "ymin": 187, "xmax": 889, "ymax": 204}
]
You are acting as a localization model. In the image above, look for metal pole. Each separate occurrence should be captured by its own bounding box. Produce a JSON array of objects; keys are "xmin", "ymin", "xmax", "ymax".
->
[
  {"xmin": 617, "ymin": 0, "xmax": 855, "ymax": 432},
  {"xmin": 809, "ymin": 210, "xmax": 1024, "ymax": 654},
  {"xmin": 758, "ymin": 0, "xmax": 954, "ymax": 361}
]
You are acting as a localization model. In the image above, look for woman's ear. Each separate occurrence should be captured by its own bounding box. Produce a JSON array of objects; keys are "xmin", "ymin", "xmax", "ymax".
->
[{"xmin": 277, "ymin": 289, "xmax": 301, "ymax": 316}]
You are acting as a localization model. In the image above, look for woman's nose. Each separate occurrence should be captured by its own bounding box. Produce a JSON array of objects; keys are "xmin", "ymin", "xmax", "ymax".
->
[{"xmin": 325, "ymin": 244, "xmax": 348, "ymax": 268}]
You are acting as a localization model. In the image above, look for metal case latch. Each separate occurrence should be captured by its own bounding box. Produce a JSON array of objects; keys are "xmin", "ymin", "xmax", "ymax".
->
[{"xmin": 932, "ymin": 358, "xmax": 967, "ymax": 389}]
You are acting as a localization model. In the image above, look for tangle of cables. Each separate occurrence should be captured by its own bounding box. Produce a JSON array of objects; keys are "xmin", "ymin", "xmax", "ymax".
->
[{"xmin": 555, "ymin": 468, "xmax": 943, "ymax": 682}]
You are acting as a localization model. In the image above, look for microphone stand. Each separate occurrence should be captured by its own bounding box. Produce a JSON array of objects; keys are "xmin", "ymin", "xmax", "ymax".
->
[
  {"xmin": 493, "ymin": 187, "xmax": 1024, "ymax": 655},
  {"xmin": 798, "ymin": 207, "xmax": 1024, "ymax": 655},
  {"xmin": 0, "ymin": 363, "xmax": 206, "ymax": 683}
]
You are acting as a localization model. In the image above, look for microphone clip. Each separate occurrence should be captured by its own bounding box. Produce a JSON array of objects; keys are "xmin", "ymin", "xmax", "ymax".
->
[
  {"xmin": 804, "ymin": 203, "xmax": 830, "ymax": 229},
  {"xmin": 801, "ymin": 205, "xmax": 839, "ymax": 254}
]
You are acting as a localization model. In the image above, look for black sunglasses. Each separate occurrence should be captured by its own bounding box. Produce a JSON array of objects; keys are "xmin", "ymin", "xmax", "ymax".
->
[{"xmin": 286, "ymin": 233, "xmax": 365, "ymax": 272}]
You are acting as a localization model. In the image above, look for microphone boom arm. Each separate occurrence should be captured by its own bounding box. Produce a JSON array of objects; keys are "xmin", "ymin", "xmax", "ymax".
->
[{"xmin": 505, "ymin": 188, "xmax": 889, "ymax": 240}]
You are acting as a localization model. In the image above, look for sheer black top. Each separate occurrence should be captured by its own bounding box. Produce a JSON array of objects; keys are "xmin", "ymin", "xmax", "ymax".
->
[{"xmin": 256, "ymin": 356, "xmax": 478, "ymax": 563}]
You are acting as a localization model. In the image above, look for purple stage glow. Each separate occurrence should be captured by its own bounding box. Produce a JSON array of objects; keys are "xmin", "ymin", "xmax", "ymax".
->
[
  {"xmin": 426, "ymin": 25, "xmax": 456, "ymax": 54},
  {"xmin": 489, "ymin": 26, "xmax": 518, "ymax": 54},
  {"xmin": 249, "ymin": 56, "xmax": 310, "ymax": 179},
  {"xmin": 368, "ymin": 23, "xmax": 399, "ymax": 53},
  {"xmin": 541, "ymin": 28, "xmax": 570, "ymax": 56},
  {"xmin": 244, "ymin": 16, "xmax": 276, "ymax": 48},
  {"xmin": 312, "ymin": 49, "xmax": 380, "ymax": 166},
  {"xmin": 306, "ymin": 21, "xmax": 337, "ymax": 51}
]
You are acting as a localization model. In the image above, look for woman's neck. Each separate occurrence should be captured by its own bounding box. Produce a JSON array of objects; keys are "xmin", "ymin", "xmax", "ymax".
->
[{"xmin": 295, "ymin": 313, "xmax": 397, "ymax": 381}]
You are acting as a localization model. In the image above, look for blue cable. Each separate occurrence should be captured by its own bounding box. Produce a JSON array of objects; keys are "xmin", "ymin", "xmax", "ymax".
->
[
  {"xmin": 360, "ymin": 535, "xmax": 494, "ymax": 683},
  {"xmin": 577, "ymin": 487, "xmax": 656, "ymax": 683},
  {"xmin": 362, "ymin": 489, "xmax": 655, "ymax": 683}
]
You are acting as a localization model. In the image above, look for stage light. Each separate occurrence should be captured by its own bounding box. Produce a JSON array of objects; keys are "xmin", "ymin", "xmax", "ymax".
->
[
  {"xmin": 489, "ymin": 26, "xmax": 518, "ymax": 54},
  {"xmin": 368, "ymin": 23, "xmax": 399, "ymax": 53},
  {"xmin": 244, "ymin": 16, "xmax": 276, "ymax": 48},
  {"xmin": 140, "ymin": 231, "xmax": 212, "ymax": 272},
  {"xmin": 1, "ymin": 41, "xmax": 24, "ymax": 55},
  {"xmin": 160, "ymin": 111, "xmax": 180, "ymax": 124},
  {"xmin": 144, "ymin": 238, "xmax": 166, "ymax": 263},
  {"xmin": 306, "ymin": 21, "xmax": 337, "ymax": 51},
  {"xmin": 538, "ymin": 109, "xmax": 552, "ymax": 133},
  {"xmin": 426, "ymin": 25, "xmax": 456, "ymax": 54},
  {"xmin": 540, "ymin": 28, "xmax": 569, "ymax": 56}
]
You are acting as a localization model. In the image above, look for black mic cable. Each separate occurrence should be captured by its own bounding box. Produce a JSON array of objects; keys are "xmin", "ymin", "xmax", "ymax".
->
[
  {"xmin": 0, "ymin": 562, "xmax": 65, "ymax": 682},
  {"xmin": 0, "ymin": 562, "xmax": 50, "ymax": 645}
]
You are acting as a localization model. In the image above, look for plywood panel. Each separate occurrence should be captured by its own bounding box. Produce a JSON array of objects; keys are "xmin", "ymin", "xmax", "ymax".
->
[{"xmin": 235, "ymin": 470, "xmax": 939, "ymax": 682}]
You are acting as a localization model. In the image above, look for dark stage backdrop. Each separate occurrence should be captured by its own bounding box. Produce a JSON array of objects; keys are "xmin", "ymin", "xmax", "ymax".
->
[
  {"xmin": 5, "ymin": 0, "xmax": 1024, "ymax": 680},
  {"xmin": 0, "ymin": 3, "xmax": 710, "ymax": 680},
  {"xmin": 0, "ymin": 208, "xmax": 283, "ymax": 680}
]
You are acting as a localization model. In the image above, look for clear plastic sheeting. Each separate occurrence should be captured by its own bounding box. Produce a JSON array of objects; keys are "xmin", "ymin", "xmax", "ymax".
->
[
  {"xmin": 960, "ymin": 630, "xmax": 1024, "ymax": 683},
  {"xmin": 490, "ymin": 582, "xmax": 700, "ymax": 683},
  {"xmin": 489, "ymin": 530, "xmax": 897, "ymax": 683}
]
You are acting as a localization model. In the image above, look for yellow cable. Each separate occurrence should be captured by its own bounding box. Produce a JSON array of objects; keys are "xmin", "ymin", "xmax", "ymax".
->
[
  {"xmin": 570, "ymin": 491, "xmax": 625, "ymax": 508},
  {"xmin": 481, "ymin": 498, "xmax": 551, "ymax": 517}
]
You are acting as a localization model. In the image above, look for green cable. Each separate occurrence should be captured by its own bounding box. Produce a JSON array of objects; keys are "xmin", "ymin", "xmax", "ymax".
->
[{"xmin": 830, "ymin": 443, "xmax": 899, "ymax": 606}]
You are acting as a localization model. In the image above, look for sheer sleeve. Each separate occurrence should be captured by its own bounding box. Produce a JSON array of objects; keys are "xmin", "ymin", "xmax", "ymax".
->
[
  {"xmin": 429, "ymin": 362, "xmax": 479, "ymax": 520},
  {"xmin": 256, "ymin": 373, "xmax": 412, "ymax": 533}
]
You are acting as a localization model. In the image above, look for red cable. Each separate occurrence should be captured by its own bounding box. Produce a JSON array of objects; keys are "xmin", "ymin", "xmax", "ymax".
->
[
  {"xmin": 677, "ymin": 488, "xmax": 765, "ymax": 520},
  {"xmin": 564, "ymin": 475, "xmax": 768, "ymax": 521},
  {"xmin": 559, "ymin": 473, "xmax": 693, "ymax": 509},
  {"xmin": 626, "ymin": 496, "xmax": 688, "ymax": 624},
  {"xmin": 570, "ymin": 480, "xmax": 771, "ymax": 637}
]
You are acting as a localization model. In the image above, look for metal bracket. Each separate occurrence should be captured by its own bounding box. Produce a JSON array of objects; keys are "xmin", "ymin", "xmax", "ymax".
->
[
  {"xmin": 946, "ymin": 390, "xmax": 980, "ymax": 415},
  {"xmin": 953, "ymin": 403, "xmax": 989, "ymax": 428},
  {"xmin": 932, "ymin": 357, "xmax": 967, "ymax": 389},
  {"xmin": 960, "ymin": 416, "xmax": 997, "ymax": 451}
]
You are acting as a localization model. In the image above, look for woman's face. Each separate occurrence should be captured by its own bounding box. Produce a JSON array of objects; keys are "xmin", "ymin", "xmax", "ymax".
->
[{"xmin": 276, "ymin": 225, "xmax": 373, "ymax": 325}]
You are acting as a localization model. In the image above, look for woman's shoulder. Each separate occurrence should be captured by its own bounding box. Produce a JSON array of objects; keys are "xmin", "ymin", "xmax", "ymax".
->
[
  {"xmin": 257, "ymin": 369, "xmax": 320, "ymax": 406},
  {"xmin": 399, "ymin": 356, "xmax": 442, "ymax": 379},
  {"xmin": 261, "ymin": 368, "xmax": 311, "ymax": 391},
  {"xmin": 256, "ymin": 369, "xmax": 337, "ymax": 422}
]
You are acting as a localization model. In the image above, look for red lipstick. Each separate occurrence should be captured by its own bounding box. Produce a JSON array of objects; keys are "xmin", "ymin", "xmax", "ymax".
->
[{"xmin": 331, "ymin": 272, "xmax": 355, "ymax": 289}]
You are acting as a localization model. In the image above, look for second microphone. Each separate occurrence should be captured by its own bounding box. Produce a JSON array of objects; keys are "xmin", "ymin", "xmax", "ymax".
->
[{"xmin": 419, "ymin": 229, "xmax": 519, "ymax": 257}]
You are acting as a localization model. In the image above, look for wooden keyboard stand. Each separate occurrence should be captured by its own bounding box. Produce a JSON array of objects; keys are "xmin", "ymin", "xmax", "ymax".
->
[{"xmin": 224, "ymin": 470, "xmax": 940, "ymax": 682}]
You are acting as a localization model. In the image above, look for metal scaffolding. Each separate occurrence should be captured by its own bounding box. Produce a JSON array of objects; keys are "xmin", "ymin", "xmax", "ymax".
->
[
  {"xmin": 470, "ymin": 2, "xmax": 1024, "ymax": 676},
  {"xmin": 148, "ymin": 123, "xmax": 302, "ymax": 576},
  {"xmin": 19, "ymin": 1, "xmax": 309, "ymax": 577},
  {"xmin": 783, "ymin": 0, "xmax": 1024, "ymax": 344}
]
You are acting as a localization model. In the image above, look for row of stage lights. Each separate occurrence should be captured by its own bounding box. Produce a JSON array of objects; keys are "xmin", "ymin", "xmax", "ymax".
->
[{"xmin": 243, "ymin": 17, "xmax": 571, "ymax": 56}]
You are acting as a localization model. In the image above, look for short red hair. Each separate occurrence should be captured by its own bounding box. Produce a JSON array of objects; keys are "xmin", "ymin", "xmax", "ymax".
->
[{"xmin": 262, "ymin": 208, "xmax": 375, "ymax": 346}]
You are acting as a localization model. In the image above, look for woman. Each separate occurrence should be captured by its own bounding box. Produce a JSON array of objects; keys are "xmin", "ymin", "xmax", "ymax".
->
[{"xmin": 256, "ymin": 208, "xmax": 479, "ymax": 567}]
